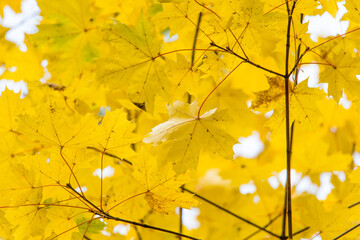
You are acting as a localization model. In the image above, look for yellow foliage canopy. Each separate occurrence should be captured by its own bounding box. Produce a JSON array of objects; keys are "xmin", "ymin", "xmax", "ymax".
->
[{"xmin": 0, "ymin": 0, "xmax": 360, "ymax": 239}]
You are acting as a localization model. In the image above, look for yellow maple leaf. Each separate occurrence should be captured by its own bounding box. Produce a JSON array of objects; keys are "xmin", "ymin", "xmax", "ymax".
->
[
  {"xmin": 251, "ymin": 76, "xmax": 325, "ymax": 129},
  {"xmin": 0, "ymin": 89, "xmax": 31, "ymax": 136},
  {"xmin": 87, "ymin": 109, "xmax": 137, "ymax": 163},
  {"xmin": 97, "ymin": 14, "xmax": 171, "ymax": 112},
  {"xmin": 32, "ymin": 0, "xmax": 102, "ymax": 84},
  {"xmin": 19, "ymin": 103, "xmax": 98, "ymax": 149},
  {"xmin": 317, "ymin": 0, "xmax": 340, "ymax": 17},
  {"xmin": 295, "ymin": 195, "xmax": 352, "ymax": 239},
  {"xmin": 132, "ymin": 150, "xmax": 197, "ymax": 213},
  {"xmin": 144, "ymin": 100, "xmax": 236, "ymax": 172},
  {"xmin": 319, "ymin": 49, "xmax": 360, "ymax": 102},
  {"xmin": 345, "ymin": 0, "xmax": 360, "ymax": 26}
]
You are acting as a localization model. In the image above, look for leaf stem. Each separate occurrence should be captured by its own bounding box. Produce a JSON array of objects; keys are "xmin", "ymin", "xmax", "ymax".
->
[
  {"xmin": 60, "ymin": 147, "xmax": 85, "ymax": 197},
  {"xmin": 310, "ymin": 27, "xmax": 360, "ymax": 51},
  {"xmin": 197, "ymin": 61, "xmax": 244, "ymax": 117},
  {"xmin": 194, "ymin": 0, "xmax": 221, "ymax": 19},
  {"xmin": 50, "ymin": 216, "xmax": 101, "ymax": 240},
  {"xmin": 182, "ymin": 187, "xmax": 281, "ymax": 239},
  {"xmin": 107, "ymin": 191, "xmax": 147, "ymax": 212}
]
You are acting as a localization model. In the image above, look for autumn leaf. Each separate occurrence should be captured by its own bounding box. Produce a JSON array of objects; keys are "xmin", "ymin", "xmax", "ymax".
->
[
  {"xmin": 19, "ymin": 103, "xmax": 98, "ymax": 149},
  {"xmin": 132, "ymin": 149, "xmax": 197, "ymax": 213},
  {"xmin": 0, "ymin": 89, "xmax": 31, "ymax": 136},
  {"xmin": 346, "ymin": 0, "xmax": 360, "ymax": 25},
  {"xmin": 319, "ymin": 51, "xmax": 360, "ymax": 102},
  {"xmin": 97, "ymin": 14, "xmax": 171, "ymax": 112},
  {"xmin": 144, "ymin": 100, "xmax": 236, "ymax": 172},
  {"xmin": 31, "ymin": 0, "xmax": 102, "ymax": 83},
  {"xmin": 251, "ymin": 76, "xmax": 325, "ymax": 129}
]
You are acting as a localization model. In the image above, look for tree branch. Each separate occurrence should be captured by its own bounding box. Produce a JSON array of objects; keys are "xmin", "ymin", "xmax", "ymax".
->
[
  {"xmin": 332, "ymin": 223, "xmax": 360, "ymax": 240},
  {"xmin": 94, "ymin": 209, "xmax": 200, "ymax": 240},
  {"xmin": 182, "ymin": 187, "xmax": 281, "ymax": 239},
  {"xmin": 191, "ymin": 12, "xmax": 203, "ymax": 67},
  {"xmin": 293, "ymin": 226, "xmax": 310, "ymax": 236},
  {"xmin": 283, "ymin": 1, "xmax": 297, "ymax": 239},
  {"xmin": 210, "ymin": 42, "xmax": 285, "ymax": 78},
  {"xmin": 66, "ymin": 184, "xmax": 199, "ymax": 240},
  {"xmin": 348, "ymin": 201, "xmax": 360, "ymax": 209},
  {"xmin": 244, "ymin": 213, "xmax": 281, "ymax": 240},
  {"xmin": 87, "ymin": 146, "xmax": 133, "ymax": 165}
]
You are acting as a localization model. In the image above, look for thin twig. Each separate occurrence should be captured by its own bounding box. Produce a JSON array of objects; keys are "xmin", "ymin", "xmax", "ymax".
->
[
  {"xmin": 66, "ymin": 183, "xmax": 102, "ymax": 213},
  {"xmin": 66, "ymin": 184, "xmax": 200, "ymax": 240},
  {"xmin": 243, "ymin": 213, "xmax": 282, "ymax": 240},
  {"xmin": 179, "ymin": 184, "xmax": 185, "ymax": 240},
  {"xmin": 288, "ymin": 47, "xmax": 310, "ymax": 78},
  {"xmin": 100, "ymin": 150, "xmax": 105, "ymax": 209},
  {"xmin": 191, "ymin": 12, "xmax": 203, "ymax": 67},
  {"xmin": 182, "ymin": 187, "xmax": 281, "ymax": 239},
  {"xmin": 332, "ymin": 223, "xmax": 360, "ymax": 240},
  {"xmin": 59, "ymin": 147, "xmax": 85, "ymax": 196},
  {"xmin": 284, "ymin": 1, "xmax": 296, "ymax": 239},
  {"xmin": 87, "ymin": 146, "xmax": 132, "ymax": 165},
  {"xmin": 94, "ymin": 210, "xmax": 201, "ymax": 240},
  {"xmin": 293, "ymin": 226, "xmax": 310, "ymax": 236},
  {"xmin": 348, "ymin": 201, "xmax": 360, "ymax": 208},
  {"xmin": 188, "ymin": 11, "xmax": 203, "ymax": 104},
  {"xmin": 179, "ymin": 207, "xmax": 183, "ymax": 240},
  {"xmin": 280, "ymin": 181, "xmax": 288, "ymax": 240},
  {"xmin": 210, "ymin": 42, "xmax": 285, "ymax": 78}
]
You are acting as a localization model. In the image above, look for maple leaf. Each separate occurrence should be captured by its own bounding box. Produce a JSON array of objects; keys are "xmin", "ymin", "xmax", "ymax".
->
[
  {"xmin": 19, "ymin": 103, "xmax": 98, "ymax": 149},
  {"xmin": 317, "ymin": 0, "xmax": 340, "ymax": 17},
  {"xmin": 87, "ymin": 109, "xmax": 137, "ymax": 160},
  {"xmin": 319, "ymin": 50, "xmax": 360, "ymax": 102},
  {"xmin": 144, "ymin": 100, "xmax": 236, "ymax": 172},
  {"xmin": 0, "ymin": 89, "xmax": 31, "ymax": 136},
  {"xmin": 31, "ymin": 0, "xmax": 101, "ymax": 83},
  {"xmin": 295, "ymin": 195, "xmax": 352, "ymax": 239},
  {"xmin": 97, "ymin": 14, "xmax": 171, "ymax": 112},
  {"xmin": 165, "ymin": 53, "xmax": 202, "ymax": 99},
  {"xmin": 251, "ymin": 76, "xmax": 325, "ymax": 129},
  {"xmin": 132, "ymin": 150, "xmax": 197, "ymax": 213},
  {"xmin": 346, "ymin": 0, "xmax": 360, "ymax": 25},
  {"xmin": 0, "ymin": 44, "xmax": 43, "ymax": 82}
]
